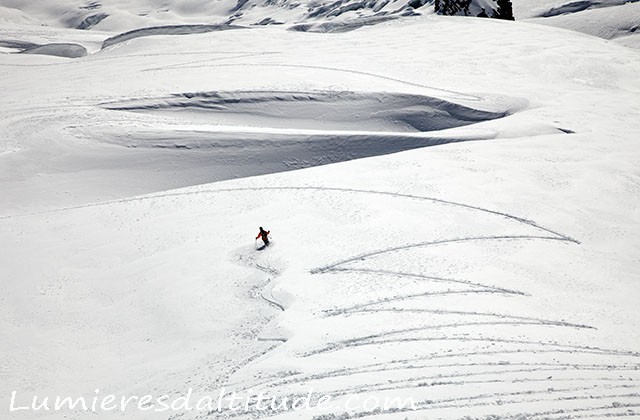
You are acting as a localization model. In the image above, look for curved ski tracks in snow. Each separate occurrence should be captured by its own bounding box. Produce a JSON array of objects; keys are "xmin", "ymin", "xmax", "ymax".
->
[
  {"xmin": 3, "ymin": 186, "xmax": 638, "ymax": 418},
  {"xmin": 0, "ymin": 186, "xmax": 581, "ymax": 245}
]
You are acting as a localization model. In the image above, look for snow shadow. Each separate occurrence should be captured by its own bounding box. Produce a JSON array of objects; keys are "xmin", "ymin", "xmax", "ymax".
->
[
  {"xmin": 0, "ymin": 40, "xmax": 87, "ymax": 58},
  {"xmin": 101, "ymin": 24, "xmax": 246, "ymax": 49},
  {"xmin": 102, "ymin": 90, "xmax": 508, "ymax": 133},
  {"xmin": 86, "ymin": 89, "xmax": 515, "ymax": 182}
]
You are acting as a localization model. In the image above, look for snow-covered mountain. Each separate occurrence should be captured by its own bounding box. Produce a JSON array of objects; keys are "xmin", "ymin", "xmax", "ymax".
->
[
  {"xmin": 1, "ymin": 2, "xmax": 639, "ymax": 420},
  {"xmin": 2, "ymin": 0, "xmax": 638, "ymax": 49},
  {"xmin": 0, "ymin": 0, "xmax": 501, "ymax": 31}
]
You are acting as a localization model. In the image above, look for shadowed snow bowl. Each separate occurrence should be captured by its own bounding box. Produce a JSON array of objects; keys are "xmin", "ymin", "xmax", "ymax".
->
[
  {"xmin": 88, "ymin": 89, "xmax": 518, "ymax": 181},
  {"xmin": 102, "ymin": 90, "xmax": 510, "ymax": 133}
]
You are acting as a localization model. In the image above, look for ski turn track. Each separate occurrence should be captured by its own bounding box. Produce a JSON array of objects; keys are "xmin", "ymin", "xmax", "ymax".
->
[
  {"xmin": 2, "ymin": 185, "xmax": 637, "ymax": 419},
  {"xmin": 201, "ymin": 187, "xmax": 635, "ymax": 419}
]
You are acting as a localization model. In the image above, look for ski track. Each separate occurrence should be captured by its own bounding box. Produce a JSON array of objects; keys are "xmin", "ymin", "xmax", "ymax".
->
[
  {"xmin": 396, "ymin": 389, "xmax": 640, "ymax": 419},
  {"xmin": 310, "ymin": 235, "xmax": 576, "ymax": 274},
  {"xmin": 6, "ymin": 185, "xmax": 637, "ymax": 417},
  {"xmin": 209, "ymin": 190, "xmax": 631, "ymax": 417},
  {"xmin": 0, "ymin": 186, "xmax": 582, "ymax": 244},
  {"xmin": 311, "ymin": 320, "xmax": 595, "ymax": 350},
  {"xmin": 302, "ymin": 336, "xmax": 640, "ymax": 358},
  {"xmin": 236, "ymin": 251, "xmax": 286, "ymax": 312},
  {"xmin": 209, "ymin": 385, "xmax": 640, "ymax": 419},
  {"xmin": 234, "ymin": 361, "xmax": 640, "ymax": 392},
  {"xmin": 323, "ymin": 267, "xmax": 527, "ymax": 295},
  {"xmin": 143, "ymin": 62, "xmax": 484, "ymax": 102},
  {"xmin": 323, "ymin": 289, "xmax": 522, "ymax": 315},
  {"xmin": 0, "ymin": 58, "xmax": 487, "ymax": 102},
  {"xmin": 327, "ymin": 305, "xmax": 594, "ymax": 329},
  {"xmin": 140, "ymin": 52, "xmax": 280, "ymax": 72},
  {"xmin": 0, "ymin": 51, "xmax": 283, "ymax": 67},
  {"xmin": 325, "ymin": 370, "xmax": 637, "ymax": 399}
]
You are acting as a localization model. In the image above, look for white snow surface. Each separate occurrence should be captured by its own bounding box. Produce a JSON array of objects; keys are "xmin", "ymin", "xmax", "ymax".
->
[
  {"xmin": 1, "ymin": 11, "xmax": 640, "ymax": 420},
  {"xmin": 516, "ymin": 0, "xmax": 640, "ymax": 47}
]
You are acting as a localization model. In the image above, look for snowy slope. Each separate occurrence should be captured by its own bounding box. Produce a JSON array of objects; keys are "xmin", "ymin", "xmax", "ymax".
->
[
  {"xmin": 0, "ymin": 0, "xmax": 500, "ymax": 32},
  {"xmin": 531, "ymin": 2, "xmax": 640, "ymax": 48},
  {"xmin": 515, "ymin": 0, "xmax": 640, "ymax": 48},
  {"xmin": 1, "ymin": 10, "xmax": 640, "ymax": 420}
]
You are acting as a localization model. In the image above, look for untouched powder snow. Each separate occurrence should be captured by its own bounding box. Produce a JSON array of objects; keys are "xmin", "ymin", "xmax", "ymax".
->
[{"xmin": 1, "ymin": 11, "xmax": 640, "ymax": 420}]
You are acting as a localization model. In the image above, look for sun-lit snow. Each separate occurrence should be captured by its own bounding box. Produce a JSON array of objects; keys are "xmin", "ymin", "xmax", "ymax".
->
[
  {"xmin": 1, "ymin": 4, "xmax": 639, "ymax": 420},
  {"xmin": 516, "ymin": 0, "xmax": 640, "ymax": 48}
]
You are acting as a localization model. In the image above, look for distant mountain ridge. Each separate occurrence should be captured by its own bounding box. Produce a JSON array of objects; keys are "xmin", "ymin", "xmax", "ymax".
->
[
  {"xmin": 0, "ymin": 0, "xmax": 503, "ymax": 32},
  {"xmin": 0, "ymin": 0, "xmax": 637, "ymax": 48}
]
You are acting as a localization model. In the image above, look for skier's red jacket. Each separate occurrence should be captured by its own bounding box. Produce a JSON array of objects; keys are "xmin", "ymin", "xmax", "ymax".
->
[{"xmin": 256, "ymin": 230, "xmax": 270, "ymax": 240}]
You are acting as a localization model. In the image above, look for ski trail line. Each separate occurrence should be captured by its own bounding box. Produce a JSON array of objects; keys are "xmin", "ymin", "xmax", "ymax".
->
[
  {"xmin": 301, "ymin": 335, "xmax": 640, "ymax": 358},
  {"xmin": 0, "ymin": 186, "xmax": 580, "ymax": 243},
  {"xmin": 323, "ymin": 267, "xmax": 526, "ymax": 295}
]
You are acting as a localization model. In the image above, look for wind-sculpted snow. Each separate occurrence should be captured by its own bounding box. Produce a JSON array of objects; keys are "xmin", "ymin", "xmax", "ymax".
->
[
  {"xmin": 538, "ymin": 0, "xmax": 597, "ymax": 17},
  {"xmin": 288, "ymin": 16, "xmax": 399, "ymax": 33},
  {"xmin": 21, "ymin": 43, "xmax": 88, "ymax": 58},
  {"xmin": 101, "ymin": 24, "xmax": 245, "ymax": 49},
  {"xmin": 102, "ymin": 90, "xmax": 508, "ymax": 132},
  {"xmin": 529, "ymin": 0, "xmax": 639, "ymax": 18},
  {"xmin": 89, "ymin": 90, "xmax": 512, "ymax": 178},
  {"xmin": 76, "ymin": 12, "xmax": 108, "ymax": 29},
  {"xmin": 531, "ymin": 1, "xmax": 640, "ymax": 45},
  {"xmin": 0, "ymin": 39, "xmax": 87, "ymax": 57},
  {"xmin": 0, "ymin": 39, "xmax": 38, "ymax": 50},
  {"xmin": 518, "ymin": 0, "xmax": 640, "ymax": 47}
]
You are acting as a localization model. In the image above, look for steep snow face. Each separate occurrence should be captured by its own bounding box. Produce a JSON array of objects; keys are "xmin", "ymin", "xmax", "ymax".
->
[
  {"xmin": 101, "ymin": 90, "xmax": 509, "ymax": 132},
  {"xmin": 533, "ymin": 2, "xmax": 640, "ymax": 48},
  {"xmin": 513, "ymin": 0, "xmax": 637, "ymax": 18},
  {"xmin": 515, "ymin": 0, "xmax": 640, "ymax": 47}
]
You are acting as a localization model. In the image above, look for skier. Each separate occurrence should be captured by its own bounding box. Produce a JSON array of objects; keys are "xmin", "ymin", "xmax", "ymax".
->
[{"xmin": 256, "ymin": 226, "xmax": 270, "ymax": 247}]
